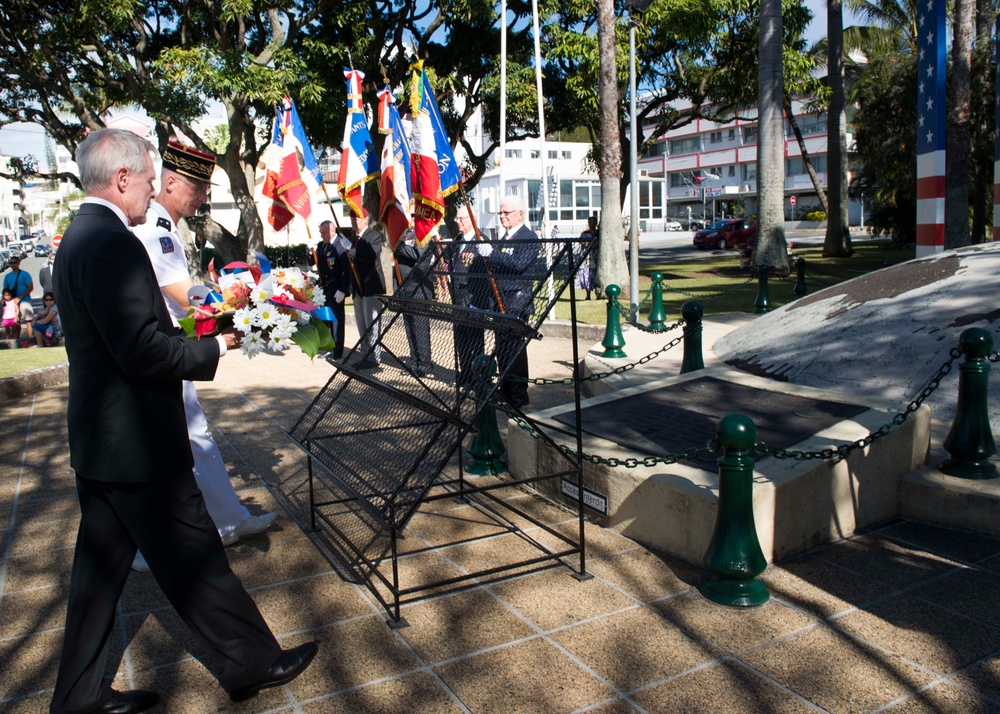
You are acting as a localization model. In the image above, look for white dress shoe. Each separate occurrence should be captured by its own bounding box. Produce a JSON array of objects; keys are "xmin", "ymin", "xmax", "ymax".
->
[{"xmin": 221, "ymin": 512, "xmax": 277, "ymax": 546}]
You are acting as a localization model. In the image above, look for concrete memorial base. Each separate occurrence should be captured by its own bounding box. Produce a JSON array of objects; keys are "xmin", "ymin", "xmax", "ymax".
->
[{"xmin": 507, "ymin": 366, "xmax": 931, "ymax": 565}]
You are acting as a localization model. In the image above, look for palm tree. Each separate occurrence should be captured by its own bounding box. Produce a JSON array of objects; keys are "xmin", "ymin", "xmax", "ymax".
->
[
  {"xmin": 825, "ymin": 0, "xmax": 853, "ymax": 256},
  {"xmin": 595, "ymin": 0, "xmax": 628, "ymax": 291},
  {"xmin": 945, "ymin": 0, "xmax": 973, "ymax": 249},
  {"xmin": 756, "ymin": 0, "xmax": 788, "ymax": 273}
]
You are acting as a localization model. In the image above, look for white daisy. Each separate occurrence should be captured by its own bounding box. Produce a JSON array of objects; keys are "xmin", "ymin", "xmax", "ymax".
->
[
  {"xmin": 256, "ymin": 304, "xmax": 279, "ymax": 329},
  {"xmin": 250, "ymin": 275, "xmax": 273, "ymax": 304},
  {"xmin": 267, "ymin": 334, "xmax": 291, "ymax": 352},
  {"xmin": 310, "ymin": 285, "xmax": 326, "ymax": 306},
  {"xmin": 240, "ymin": 331, "xmax": 264, "ymax": 358},
  {"xmin": 233, "ymin": 307, "xmax": 258, "ymax": 334}
]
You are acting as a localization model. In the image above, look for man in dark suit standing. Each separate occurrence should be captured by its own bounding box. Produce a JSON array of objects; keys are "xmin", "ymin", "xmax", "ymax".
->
[
  {"xmin": 394, "ymin": 228, "xmax": 433, "ymax": 376},
  {"xmin": 50, "ymin": 129, "xmax": 317, "ymax": 714},
  {"xmin": 316, "ymin": 220, "xmax": 352, "ymax": 359},
  {"xmin": 463, "ymin": 195, "xmax": 540, "ymax": 407},
  {"xmin": 349, "ymin": 208, "xmax": 387, "ymax": 367}
]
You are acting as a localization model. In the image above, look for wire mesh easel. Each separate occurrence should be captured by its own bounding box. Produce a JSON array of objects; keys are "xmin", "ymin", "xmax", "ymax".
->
[{"xmin": 288, "ymin": 235, "xmax": 597, "ymax": 625}]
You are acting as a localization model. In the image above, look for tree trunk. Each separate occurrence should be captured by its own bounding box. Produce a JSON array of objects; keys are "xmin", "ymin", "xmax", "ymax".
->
[
  {"xmin": 755, "ymin": 0, "xmax": 788, "ymax": 274},
  {"xmin": 784, "ymin": 96, "xmax": 828, "ymax": 215},
  {"xmin": 595, "ymin": 0, "xmax": 628, "ymax": 293},
  {"xmin": 824, "ymin": 0, "xmax": 852, "ymax": 257},
  {"xmin": 945, "ymin": 0, "xmax": 973, "ymax": 249},
  {"xmin": 970, "ymin": 0, "xmax": 993, "ymax": 244}
]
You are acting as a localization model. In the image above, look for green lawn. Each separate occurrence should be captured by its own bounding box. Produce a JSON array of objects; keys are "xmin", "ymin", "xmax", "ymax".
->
[
  {"xmin": 0, "ymin": 346, "xmax": 68, "ymax": 378},
  {"xmin": 553, "ymin": 240, "xmax": 916, "ymax": 323}
]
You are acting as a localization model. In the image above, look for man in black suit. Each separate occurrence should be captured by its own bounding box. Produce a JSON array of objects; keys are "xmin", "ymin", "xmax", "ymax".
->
[
  {"xmin": 50, "ymin": 129, "xmax": 317, "ymax": 714},
  {"xmin": 463, "ymin": 195, "xmax": 540, "ymax": 407},
  {"xmin": 349, "ymin": 208, "xmax": 387, "ymax": 367},
  {"xmin": 316, "ymin": 220, "xmax": 353, "ymax": 359},
  {"xmin": 394, "ymin": 228, "xmax": 433, "ymax": 375}
]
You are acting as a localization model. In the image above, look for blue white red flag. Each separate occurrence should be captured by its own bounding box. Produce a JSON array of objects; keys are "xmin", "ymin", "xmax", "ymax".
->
[
  {"xmin": 410, "ymin": 61, "xmax": 461, "ymax": 244},
  {"xmin": 260, "ymin": 97, "xmax": 322, "ymax": 230},
  {"xmin": 377, "ymin": 85, "xmax": 413, "ymax": 250},
  {"xmin": 915, "ymin": 0, "xmax": 946, "ymax": 256},
  {"xmin": 337, "ymin": 70, "xmax": 379, "ymax": 218}
]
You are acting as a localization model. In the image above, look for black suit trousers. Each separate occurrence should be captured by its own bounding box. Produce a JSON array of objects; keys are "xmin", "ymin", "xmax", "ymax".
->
[
  {"xmin": 51, "ymin": 473, "xmax": 280, "ymax": 713},
  {"xmin": 330, "ymin": 298, "xmax": 346, "ymax": 359}
]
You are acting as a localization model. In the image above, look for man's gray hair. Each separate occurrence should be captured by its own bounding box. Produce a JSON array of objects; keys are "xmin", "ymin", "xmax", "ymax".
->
[
  {"xmin": 500, "ymin": 194, "xmax": 525, "ymax": 213},
  {"xmin": 76, "ymin": 129, "xmax": 156, "ymax": 191}
]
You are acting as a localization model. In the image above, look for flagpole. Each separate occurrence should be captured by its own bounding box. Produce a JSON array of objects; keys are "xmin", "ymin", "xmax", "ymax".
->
[
  {"xmin": 530, "ymin": 0, "xmax": 554, "ymax": 319},
  {"xmin": 499, "ymin": 0, "xmax": 508, "ymax": 216}
]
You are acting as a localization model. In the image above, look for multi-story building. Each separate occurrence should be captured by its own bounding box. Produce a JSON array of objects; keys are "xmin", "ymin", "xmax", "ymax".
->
[{"xmin": 638, "ymin": 97, "xmax": 861, "ymax": 225}]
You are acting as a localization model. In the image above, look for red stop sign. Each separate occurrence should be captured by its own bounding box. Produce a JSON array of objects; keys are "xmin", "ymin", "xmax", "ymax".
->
[
  {"xmin": 51, "ymin": 234, "xmax": 62, "ymax": 249},
  {"xmin": 790, "ymin": 196, "xmax": 797, "ymax": 206}
]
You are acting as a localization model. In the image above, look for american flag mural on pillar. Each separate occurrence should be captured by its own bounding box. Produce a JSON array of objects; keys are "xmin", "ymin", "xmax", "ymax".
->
[
  {"xmin": 994, "ymin": 14, "xmax": 1000, "ymax": 242},
  {"xmin": 916, "ymin": 0, "xmax": 946, "ymax": 256}
]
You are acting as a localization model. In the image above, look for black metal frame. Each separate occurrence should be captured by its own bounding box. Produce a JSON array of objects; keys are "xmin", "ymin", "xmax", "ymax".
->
[{"xmin": 289, "ymin": 237, "xmax": 596, "ymax": 625}]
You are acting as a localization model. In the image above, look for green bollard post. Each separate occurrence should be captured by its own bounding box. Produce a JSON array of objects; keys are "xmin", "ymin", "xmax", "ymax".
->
[
  {"xmin": 601, "ymin": 284, "xmax": 627, "ymax": 358},
  {"xmin": 753, "ymin": 265, "xmax": 771, "ymax": 314},
  {"xmin": 466, "ymin": 355, "xmax": 507, "ymax": 475},
  {"xmin": 699, "ymin": 414, "xmax": 770, "ymax": 607},
  {"xmin": 941, "ymin": 328, "xmax": 998, "ymax": 479},
  {"xmin": 647, "ymin": 272, "xmax": 667, "ymax": 331},
  {"xmin": 680, "ymin": 300, "xmax": 704, "ymax": 374},
  {"xmin": 793, "ymin": 258, "xmax": 807, "ymax": 296}
]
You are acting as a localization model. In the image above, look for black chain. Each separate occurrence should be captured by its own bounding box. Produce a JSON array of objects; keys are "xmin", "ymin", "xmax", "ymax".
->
[
  {"xmin": 512, "ymin": 416, "xmax": 718, "ymax": 468},
  {"xmin": 756, "ymin": 349, "xmax": 961, "ymax": 462},
  {"xmin": 510, "ymin": 321, "xmax": 688, "ymax": 384},
  {"xmin": 987, "ymin": 351, "xmax": 1000, "ymax": 363},
  {"xmin": 615, "ymin": 302, "xmax": 685, "ymax": 333}
]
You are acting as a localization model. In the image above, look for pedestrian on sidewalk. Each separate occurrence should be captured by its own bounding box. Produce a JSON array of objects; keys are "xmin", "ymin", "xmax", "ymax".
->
[
  {"xmin": 49, "ymin": 128, "xmax": 316, "ymax": 714},
  {"xmin": 132, "ymin": 140, "xmax": 276, "ymax": 570}
]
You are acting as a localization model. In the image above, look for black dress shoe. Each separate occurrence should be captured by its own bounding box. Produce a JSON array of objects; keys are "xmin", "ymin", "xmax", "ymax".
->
[
  {"xmin": 93, "ymin": 689, "xmax": 159, "ymax": 714},
  {"xmin": 229, "ymin": 642, "xmax": 319, "ymax": 702}
]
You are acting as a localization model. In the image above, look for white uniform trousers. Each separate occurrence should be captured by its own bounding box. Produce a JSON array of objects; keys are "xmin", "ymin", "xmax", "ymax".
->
[{"xmin": 183, "ymin": 380, "xmax": 250, "ymax": 537}]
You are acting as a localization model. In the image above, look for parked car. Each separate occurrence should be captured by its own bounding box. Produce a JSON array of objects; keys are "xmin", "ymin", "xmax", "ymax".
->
[
  {"xmin": 664, "ymin": 218, "xmax": 683, "ymax": 231},
  {"xmin": 34, "ymin": 243, "xmax": 51, "ymax": 257},
  {"xmin": 692, "ymin": 218, "xmax": 757, "ymax": 250},
  {"xmin": 0, "ymin": 249, "xmax": 10, "ymax": 271}
]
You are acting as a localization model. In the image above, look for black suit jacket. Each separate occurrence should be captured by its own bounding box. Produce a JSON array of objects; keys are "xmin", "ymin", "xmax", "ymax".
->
[
  {"xmin": 351, "ymin": 226, "xmax": 386, "ymax": 297},
  {"xmin": 488, "ymin": 223, "xmax": 541, "ymax": 318},
  {"xmin": 316, "ymin": 239, "xmax": 352, "ymax": 296},
  {"xmin": 53, "ymin": 203, "xmax": 221, "ymax": 483}
]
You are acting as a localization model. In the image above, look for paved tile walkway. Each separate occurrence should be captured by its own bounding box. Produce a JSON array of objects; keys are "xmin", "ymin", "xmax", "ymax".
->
[{"xmin": 2, "ymin": 323, "xmax": 999, "ymax": 713}]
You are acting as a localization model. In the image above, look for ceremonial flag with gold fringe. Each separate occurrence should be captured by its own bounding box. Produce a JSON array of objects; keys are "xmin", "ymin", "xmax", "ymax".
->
[
  {"xmin": 410, "ymin": 61, "xmax": 461, "ymax": 244},
  {"xmin": 377, "ymin": 85, "xmax": 413, "ymax": 250},
  {"xmin": 261, "ymin": 97, "xmax": 321, "ymax": 229},
  {"xmin": 338, "ymin": 70, "xmax": 379, "ymax": 218}
]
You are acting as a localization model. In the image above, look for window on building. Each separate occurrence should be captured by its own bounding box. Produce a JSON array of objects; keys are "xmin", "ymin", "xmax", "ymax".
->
[
  {"xmin": 670, "ymin": 136, "xmax": 701, "ymax": 154},
  {"xmin": 742, "ymin": 164, "xmax": 757, "ymax": 181},
  {"xmin": 709, "ymin": 131, "xmax": 723, "ymax": 144},
  {"xmin": 646, "ymin": 142, "xmax": 667, "ymax": 158},
  {"xmin": 741, "ymin": 126, "xmax": 757, "ymax": 144},
  {"xmin": 728, "ymin": 129, "xmax": 736, "ymax": 141},
  {"xmin": 728, "ymin": 165, "xmax": 736, "ymax": 177},
  {"xmin": 562, "ymin": 151, "xmax": 571, "ymax": 159},
  {"xmin": 591, "ymin": 186, "xmax": 601, "ymax": 206},
  {"xmin": 575, "ymin": 185, "xmax": 590, "ymax": 207},
  {"xmin": 548, "ymin": 150, "xmax": 558, "ymax": 159},
  {"xmin": 530, "ymin": 150, "xmax": 540, "ymax": 159},
  {"xmin": 560, "ymin": 180, "xmax": 573, "ymax": 207},
  {"xmin": 505, "ymin": 149, "xmax": 522, "ymax": 158}
]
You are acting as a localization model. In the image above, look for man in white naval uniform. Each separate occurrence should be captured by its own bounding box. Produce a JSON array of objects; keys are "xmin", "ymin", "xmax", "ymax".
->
[{"xmin": 132, "ymin": 141, "xmax": 275, "ymax": 569}]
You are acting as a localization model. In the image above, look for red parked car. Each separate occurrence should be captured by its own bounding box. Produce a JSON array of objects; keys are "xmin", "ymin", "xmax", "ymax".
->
[{"xmin": 692, "ymin": 219, "xmax": 757, "ymax": 250}]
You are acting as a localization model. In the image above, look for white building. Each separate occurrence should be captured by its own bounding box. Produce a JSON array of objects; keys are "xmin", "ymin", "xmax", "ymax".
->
[{"xmin": 638, "ymin": 97, "xmax": 861, "ymax": 225}]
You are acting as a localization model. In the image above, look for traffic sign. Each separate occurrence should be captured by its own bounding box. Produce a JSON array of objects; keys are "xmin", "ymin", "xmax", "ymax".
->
[
  {"xmin": 51, "ymin": 234, "xmax": 62, "ymax": 249},
  {"xmin": 790, "ymin": 195, "xmax": 797, "ymax": 206}
]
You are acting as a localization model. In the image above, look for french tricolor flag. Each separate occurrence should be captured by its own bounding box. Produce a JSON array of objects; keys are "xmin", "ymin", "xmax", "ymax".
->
[{"xmin": 915, "ymin": 0, "xmax": 946, "ymax": 257}]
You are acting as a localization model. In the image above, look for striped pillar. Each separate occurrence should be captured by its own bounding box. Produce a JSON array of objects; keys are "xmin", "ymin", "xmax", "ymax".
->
[
  {"xmin": 916, "ymin": 0, "xmax": 947, "ymax": 257},
  {"xmin": 994, "ymin": 14, "xmax": 1000, "ymax": 242}
]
